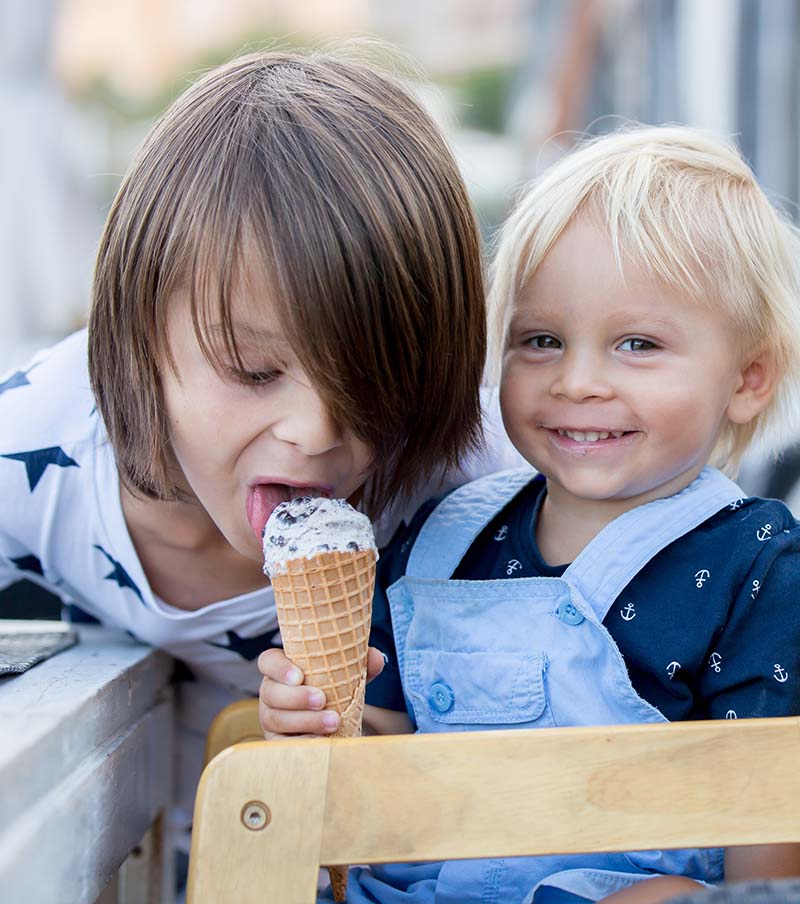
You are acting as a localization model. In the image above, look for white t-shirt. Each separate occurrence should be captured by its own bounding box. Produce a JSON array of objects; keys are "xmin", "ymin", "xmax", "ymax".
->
[{"xmin": 0, "ymin": 329, "xmax": 525, "ymax": 698}]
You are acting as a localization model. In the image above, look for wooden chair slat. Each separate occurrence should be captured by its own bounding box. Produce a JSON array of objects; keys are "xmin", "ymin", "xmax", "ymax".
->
[{"xmin": 188, "ymin": 709, "xmax": 800, "ymax": 904}]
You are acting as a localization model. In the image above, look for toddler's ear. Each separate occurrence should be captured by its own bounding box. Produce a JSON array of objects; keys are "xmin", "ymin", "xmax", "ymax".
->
[{"xmin": 726, "ymin": 357, "xmax": 777, "ymax": 424}]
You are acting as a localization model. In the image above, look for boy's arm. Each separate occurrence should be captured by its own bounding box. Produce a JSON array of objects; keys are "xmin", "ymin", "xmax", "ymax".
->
[
  {"xmin": 725, "ymin": 844, "xmax": 800, "ymax": 882},
  {"xmin": 596, "ymin": 876, "xmax": 703, "ymax": 903},
  {"xmin": 595, "ymin": 845, "xmax": 800, "ymax": 903},
  {"xmin": 695, "ymin": 534, "xmax": 800, "ymax": 889},
  {"xmin": 363, "ymin": 704, "xmax": 413, "ymax": 735},
  {"xmin": 700, "ymin": 528, "xmax": 800, "ymax": 722}
]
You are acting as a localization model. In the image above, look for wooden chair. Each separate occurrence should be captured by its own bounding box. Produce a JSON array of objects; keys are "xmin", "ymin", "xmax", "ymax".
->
[
  {"xmin": 187, "ymin": 704, "xmax": 800, "ymax": 903},
  {"xmin": 202, "ymin": 698, "xmax": 264, "ymax": 765}
]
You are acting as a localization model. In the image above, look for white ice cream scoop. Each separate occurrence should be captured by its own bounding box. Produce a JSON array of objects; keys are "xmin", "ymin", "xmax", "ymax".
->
[{"xmin": 262, "ymin": 496, "xmax": 377, "ymax": 578}]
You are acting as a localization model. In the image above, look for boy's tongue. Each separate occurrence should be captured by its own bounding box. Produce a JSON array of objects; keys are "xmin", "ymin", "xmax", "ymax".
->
[{"xmin": 247, "ymin": 484, "xmax": 292, "ymax": 541}]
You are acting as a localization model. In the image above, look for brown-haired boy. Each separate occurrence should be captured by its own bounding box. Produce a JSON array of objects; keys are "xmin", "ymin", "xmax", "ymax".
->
[{"xmin": 0, "ymin": 46, "xmax": 518, "ymax": 853}]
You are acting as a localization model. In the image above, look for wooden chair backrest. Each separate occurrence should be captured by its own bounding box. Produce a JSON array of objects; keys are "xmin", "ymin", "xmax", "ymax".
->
[
  {"xmin": 187, "ymin": 709, "xmax": 800, "ymax": 903},
  {"xmin": 202, "ymin": 698, "xmax": 264, "ymax": 765}
]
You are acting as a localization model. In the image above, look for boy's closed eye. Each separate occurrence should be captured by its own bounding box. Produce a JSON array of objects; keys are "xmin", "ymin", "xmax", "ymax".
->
[{"xmin": 226, "ymin": 366, "xmax": 283, "ymax": 386}]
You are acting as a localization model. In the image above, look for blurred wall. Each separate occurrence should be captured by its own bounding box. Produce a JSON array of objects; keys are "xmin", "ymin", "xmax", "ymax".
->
[{"xmin": 1, "ymin": 0, "xmax": 797, "ymax": 373}]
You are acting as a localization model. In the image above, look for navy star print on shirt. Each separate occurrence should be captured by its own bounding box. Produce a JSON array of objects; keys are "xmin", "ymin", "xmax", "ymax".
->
[
  {"xmin": 209, "ymin": 629, "xmax": 283, "ymax": 661},
  {"xmin": 0, "ymin": 363, "xmax": 38, "ymax": 396},
  {"xmin": 93, "ymin": 544, "xmax": 144, "ymax": 603},
  {"xmin": 11, "ymin": 554, "xmax": 44, "ymax": 576},
  {"xmin": 2, "ymin": 447, "xmax": 79, "ymax": 491}
]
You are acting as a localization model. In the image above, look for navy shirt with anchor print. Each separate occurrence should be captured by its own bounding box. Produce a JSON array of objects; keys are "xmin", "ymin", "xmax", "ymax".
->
[{"xmin": 365, "ymin": 474, "xmax": 800, "ymax": 722}]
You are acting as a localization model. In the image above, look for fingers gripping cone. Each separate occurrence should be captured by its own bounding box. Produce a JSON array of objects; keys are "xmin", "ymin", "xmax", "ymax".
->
[{"xmin": 263, "ymin": 498, "xmax": 378, "ymax": 903}]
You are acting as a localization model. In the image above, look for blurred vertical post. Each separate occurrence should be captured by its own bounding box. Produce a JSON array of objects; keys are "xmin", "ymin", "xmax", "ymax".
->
[
  {"xmin": 0, "ymin": 0, "xmax": 99, "ymax": 370},
  {"xmin": 511, "ymin": 0, "xmax": 800, "ymax": 222},
  {"xmin": 738, "ymin": 0, "xmax": 799, "ymax": 214}
]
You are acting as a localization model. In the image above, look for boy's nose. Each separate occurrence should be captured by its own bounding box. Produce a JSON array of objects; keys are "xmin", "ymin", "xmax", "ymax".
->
[
  {"xmin": 272, "ymin": 378, "xmax": 343, "ymax": 456},
  {"xmin": 550, "ymin": 350, "xmax": 613, "ymax": 402}
]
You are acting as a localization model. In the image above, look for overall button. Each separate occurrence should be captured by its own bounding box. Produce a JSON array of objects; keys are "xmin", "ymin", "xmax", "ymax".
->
[
  {"xmin": 556, "ymin": 602, "xmax": 585, "ymax": 625},
  {"xmin": 428, "ymin": 682, "xmax": 455, "ymax": 713}
]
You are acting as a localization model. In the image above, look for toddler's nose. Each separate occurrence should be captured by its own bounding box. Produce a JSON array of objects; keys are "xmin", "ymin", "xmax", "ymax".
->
[{"xmin": 550, "ymin": 349, "xmax": 613, "ymax": 402}]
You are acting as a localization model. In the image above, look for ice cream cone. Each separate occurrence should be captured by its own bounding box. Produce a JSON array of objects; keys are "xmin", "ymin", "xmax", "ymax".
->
[{"xmin": 271, "ymin": 547, "xmax": 376, "ymax": 737}]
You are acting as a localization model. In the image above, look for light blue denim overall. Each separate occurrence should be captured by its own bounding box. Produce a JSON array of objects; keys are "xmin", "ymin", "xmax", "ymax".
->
[{"xmin": 335, "ymin": 466, "xmax": 743, "ymax": 904}]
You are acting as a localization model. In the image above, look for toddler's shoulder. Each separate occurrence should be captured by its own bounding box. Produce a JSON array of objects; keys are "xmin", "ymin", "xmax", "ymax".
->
[
  {"xmin": 378, "ymin": 470, "xmax": 541, "ymax": 586},
  {"xmin": 708, "ymin": 494, "xmax": 798, "ymax": 537},
  {"xmin": 0, "ymin": 330, "xmax": 99, "ymax": 453},
  {"xmin": 692, "ymin": 494, "xmax": 800, "ymax": 575}
]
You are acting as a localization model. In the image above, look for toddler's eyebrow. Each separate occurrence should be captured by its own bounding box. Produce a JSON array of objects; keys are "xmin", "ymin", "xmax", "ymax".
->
[
  {"xmin": 516, "ymin": 305, "xmax": 682, "ymax": 333},
  {"xmin": 602, "ymin": 311, "xmax": 682, "ymax": 332}
]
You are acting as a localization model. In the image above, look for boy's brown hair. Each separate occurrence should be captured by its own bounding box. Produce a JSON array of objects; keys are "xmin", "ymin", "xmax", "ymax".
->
[{"xmin": 89, "ymin": 48, "xmax": 486, "ymax": 516}]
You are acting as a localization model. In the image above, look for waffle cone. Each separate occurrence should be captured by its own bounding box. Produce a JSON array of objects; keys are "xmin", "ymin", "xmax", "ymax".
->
[
  {"xmin": 272, "ymin": 548, "xmax": 376, "ymax": 903},
  {"xmin": 272, "ymin": 548, "xmax": 376, "ymax": 738}
]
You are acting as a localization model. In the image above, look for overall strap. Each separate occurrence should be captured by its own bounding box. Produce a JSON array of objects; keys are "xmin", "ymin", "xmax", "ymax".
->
[
  {"xmin": 406, "ymin": 468, "xmax": 538, "ymax": 579},
  {"xmin": 564, "ymin": 467, "xmax": 744, "ymax": 622}
]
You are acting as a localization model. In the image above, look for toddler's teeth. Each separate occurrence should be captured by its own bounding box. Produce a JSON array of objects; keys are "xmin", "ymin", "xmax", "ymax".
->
[
  {"xmin": 555, "ymin": 427, "xmax": 625, "ymax": 443},
  {"xmin": 556, "ymin": 428, "xmax": 622, "ymax": 442}
]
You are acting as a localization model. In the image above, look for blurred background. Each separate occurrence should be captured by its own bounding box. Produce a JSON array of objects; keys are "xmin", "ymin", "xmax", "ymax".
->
[{"xmin": 2, "ymin": 0, "xmax": 800, "ymax": 498}]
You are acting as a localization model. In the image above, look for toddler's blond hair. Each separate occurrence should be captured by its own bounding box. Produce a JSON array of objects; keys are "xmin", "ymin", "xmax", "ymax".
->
[{"xmin": 489, "ymin": 125, "xmax": 800, "ymax": 474}]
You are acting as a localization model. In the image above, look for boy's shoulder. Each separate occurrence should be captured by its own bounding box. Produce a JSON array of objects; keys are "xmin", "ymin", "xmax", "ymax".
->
[{"xmin": 0, "ymin": 329, "xmax": 100, "ymax": 453}]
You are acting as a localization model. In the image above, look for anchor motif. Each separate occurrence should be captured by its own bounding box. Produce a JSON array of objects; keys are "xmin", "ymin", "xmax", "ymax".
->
[
  {"xmin": 708, "ymin": 651, "xmax": 722, "ymax": 673},
  {"xmin": 729, "ymin": 499, "xmax": 743, "ymax": 511},
  {"xmin": 774, "ymin": 664, "xmax": 789, "ymax": 683},
  {"xmin": 666, "ymin": 661, "xmax": 681, "ymax": 680},
  {"xmin": 725, "ymin": 710, "xmax": 737, "ymax": 719},
  {"xmin": 756, "ymin": 523, "xmax": 773, "ymax": 542},
  {"xmin": 751, "ymin": 579, "xmax": 760, "ymax": 600},
  {"xmin": 494, "ymin": 525, "xmax": 509, "ymax": 542},
  {"xmin": 505, "ymin": 558, "xmax": 523, "ymax": 576},
  {"xmin": 620, "ymin": 603, "xmax": 636, "ymax": 621},
  {"xmin": 694, "ymin": 569, "xmax": 710, "ymax": 589}
]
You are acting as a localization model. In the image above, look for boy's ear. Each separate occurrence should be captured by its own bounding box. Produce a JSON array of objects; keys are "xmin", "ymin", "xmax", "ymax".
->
[{"xmin": 726, "ymin": 357, "xmax": 778, "ymax": 424}]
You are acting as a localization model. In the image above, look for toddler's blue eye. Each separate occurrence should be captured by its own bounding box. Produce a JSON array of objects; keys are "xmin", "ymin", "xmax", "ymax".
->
[
  {"xmin": 528, "ymin": 334, "xmax": 561, "ymax": 349},
  {"xmin": 618, "ymin": 338, "xmax": 656, "ymax": 352}
]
